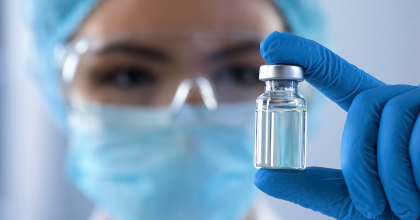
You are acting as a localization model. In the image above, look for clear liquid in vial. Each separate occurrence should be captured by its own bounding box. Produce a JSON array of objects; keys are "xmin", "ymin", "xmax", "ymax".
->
[{"xmin": 255, "ymin": 109, "xmax": 306, "ymax": 169}]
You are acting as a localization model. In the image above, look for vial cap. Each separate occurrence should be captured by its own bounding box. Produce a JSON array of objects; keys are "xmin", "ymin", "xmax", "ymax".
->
[{"xmin": 259, "ymin": 65, "xmax": 304, "ymax": 82}]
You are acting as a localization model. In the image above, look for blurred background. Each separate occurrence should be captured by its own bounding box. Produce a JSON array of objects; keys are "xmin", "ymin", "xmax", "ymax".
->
[{"xmin": 0, "ymin": 0, "xmax": 419, "ymax": 219}]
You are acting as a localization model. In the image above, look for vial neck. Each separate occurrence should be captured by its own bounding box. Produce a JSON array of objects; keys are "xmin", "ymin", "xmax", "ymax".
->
[{"xmin": 265, "ymin": 80, "xmax": 298, "ymax": 92}]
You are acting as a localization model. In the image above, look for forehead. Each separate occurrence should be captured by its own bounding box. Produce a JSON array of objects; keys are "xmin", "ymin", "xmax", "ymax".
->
[{"xmin": 74, "ymin": 0, "xmax": 285, "ymax": 39}]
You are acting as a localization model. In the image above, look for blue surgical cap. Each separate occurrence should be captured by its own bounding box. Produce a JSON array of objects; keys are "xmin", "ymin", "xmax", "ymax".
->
[{"xmin": 22, "ymin": 0, "xmax": 328, "ymax": 129}]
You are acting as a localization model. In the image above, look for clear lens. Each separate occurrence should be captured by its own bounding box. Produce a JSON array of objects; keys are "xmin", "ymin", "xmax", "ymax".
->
[{"xmin": 59, "ymin": 30, "xmax": 268, "ymax": 107}]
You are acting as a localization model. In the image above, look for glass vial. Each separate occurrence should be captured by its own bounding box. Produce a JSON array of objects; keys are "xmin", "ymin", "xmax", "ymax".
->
[{"xmin": 255, "ymin": 65, "xmax": 307, "ymax": 169}]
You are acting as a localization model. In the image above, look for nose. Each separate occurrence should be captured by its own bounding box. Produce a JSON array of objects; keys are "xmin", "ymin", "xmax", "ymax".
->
[
  {"xmin": 186, "ymin": 87, "xmax": 204, "ymax": 105},
  {"xmin": 169, "ymin": 78, "xmax": 218, "ymax": 114}
]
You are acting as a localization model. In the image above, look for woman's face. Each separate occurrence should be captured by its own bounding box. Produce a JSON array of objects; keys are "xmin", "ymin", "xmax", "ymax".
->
[{"xmin": 70, "ymin": 0, "xmax": 285, "ymax": 107}]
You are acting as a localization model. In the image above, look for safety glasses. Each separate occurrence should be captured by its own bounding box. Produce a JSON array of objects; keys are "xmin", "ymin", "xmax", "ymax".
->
[{"xmin": 56, "ymin": 29, "xmax": 314, "ymax": 113}]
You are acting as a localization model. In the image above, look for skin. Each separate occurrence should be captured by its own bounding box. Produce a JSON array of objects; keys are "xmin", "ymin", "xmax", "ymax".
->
[
  {"xmin": 71, "ymin": 0, "xmax": 285, "ymax": 106},
  {"xmin": 71, "ymin": 0, "xmax": 285, "ymax": 219},
  {"xmin": 74, "ymin": 0, "xmax": 284, "ymax": 39}
]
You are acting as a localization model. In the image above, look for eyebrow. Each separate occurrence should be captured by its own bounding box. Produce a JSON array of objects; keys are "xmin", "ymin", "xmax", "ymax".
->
[
  {"xmin": 95, "ymin": 43, "xmax": 170, "ymax": 62},
  {"xmin": 94, "ymin": 41, "xmax": 260, "ymax": 62},
  {"xmin": 209, "ymin": 42, "xmax": 261, "ymax": 62}
]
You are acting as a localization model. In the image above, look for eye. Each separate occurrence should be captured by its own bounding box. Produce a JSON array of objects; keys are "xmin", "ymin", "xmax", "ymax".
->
[
  {"xmin": 213, "ymin": 66, "xmax": 259, "ymax": 85},
  {"xmin": 98, "ymin": 67, "xmax": 154, "ymax": 89}
]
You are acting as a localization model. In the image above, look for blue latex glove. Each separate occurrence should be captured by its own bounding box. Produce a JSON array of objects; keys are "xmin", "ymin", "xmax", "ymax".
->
[{"xmin": 254, "ymin": 31, "xmax": 420, "ymax": 220}]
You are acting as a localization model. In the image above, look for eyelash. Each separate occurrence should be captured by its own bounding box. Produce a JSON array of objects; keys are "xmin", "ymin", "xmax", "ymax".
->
[
  {"xmin": 91, "ymin": 63, "xmax": 260, "ymax": 89},
  {"xmin": 95, "ymin": 66, "xmax": 155, "ymax": 88}
]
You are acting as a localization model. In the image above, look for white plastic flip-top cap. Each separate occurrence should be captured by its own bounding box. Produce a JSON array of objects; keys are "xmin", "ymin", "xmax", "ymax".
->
[{"xmin": 259, "ymin": 65, "xmax": 304, "ymax": 82}]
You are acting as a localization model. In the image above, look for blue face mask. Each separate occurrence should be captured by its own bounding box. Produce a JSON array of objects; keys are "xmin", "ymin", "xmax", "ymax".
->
[{"xmin": 66, "ymin": 102, "xmax": 258, "ymax": 220}]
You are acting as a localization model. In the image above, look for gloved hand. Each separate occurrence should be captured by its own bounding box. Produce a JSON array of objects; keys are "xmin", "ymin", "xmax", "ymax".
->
[{"xmin": 254, "ymin": 31, "xmax": 420, "ymax": 220}]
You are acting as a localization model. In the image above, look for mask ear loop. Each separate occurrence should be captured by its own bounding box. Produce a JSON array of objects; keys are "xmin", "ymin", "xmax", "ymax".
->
[{"xmin": 169, "ymin": 77, "xmax": 219, "ymax": 115}]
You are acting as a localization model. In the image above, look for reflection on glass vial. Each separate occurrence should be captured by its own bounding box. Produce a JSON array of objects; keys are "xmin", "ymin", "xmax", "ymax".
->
[{"xmin": 255, "ymin": 65, "xmax": 307, "ymax": 169}]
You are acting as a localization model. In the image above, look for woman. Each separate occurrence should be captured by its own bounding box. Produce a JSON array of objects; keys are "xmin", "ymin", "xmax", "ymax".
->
[
  {"xmin": 25, "ymin": 0, "xmax": 420, "ymax": 219},
  {"xmin": 23, "ymin": 0, "xmax": 326, "ymax": 219}
]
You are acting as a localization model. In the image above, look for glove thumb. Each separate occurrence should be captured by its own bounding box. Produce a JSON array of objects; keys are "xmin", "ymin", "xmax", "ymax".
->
[{"xmin": 254, "ymin": 167, "xmax": 355, "ymax": 219}]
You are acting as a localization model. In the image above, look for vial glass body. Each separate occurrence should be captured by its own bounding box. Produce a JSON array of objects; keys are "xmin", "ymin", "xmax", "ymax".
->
[{"xmin": 255, "ymin": 80, "xmax": 307, "ymax": 169}]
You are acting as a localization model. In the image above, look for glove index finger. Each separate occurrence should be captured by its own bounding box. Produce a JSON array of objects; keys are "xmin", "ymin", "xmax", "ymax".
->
[{"xmin": 260, "ymin": 31, "xmax": 386, "ymax": 111}]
